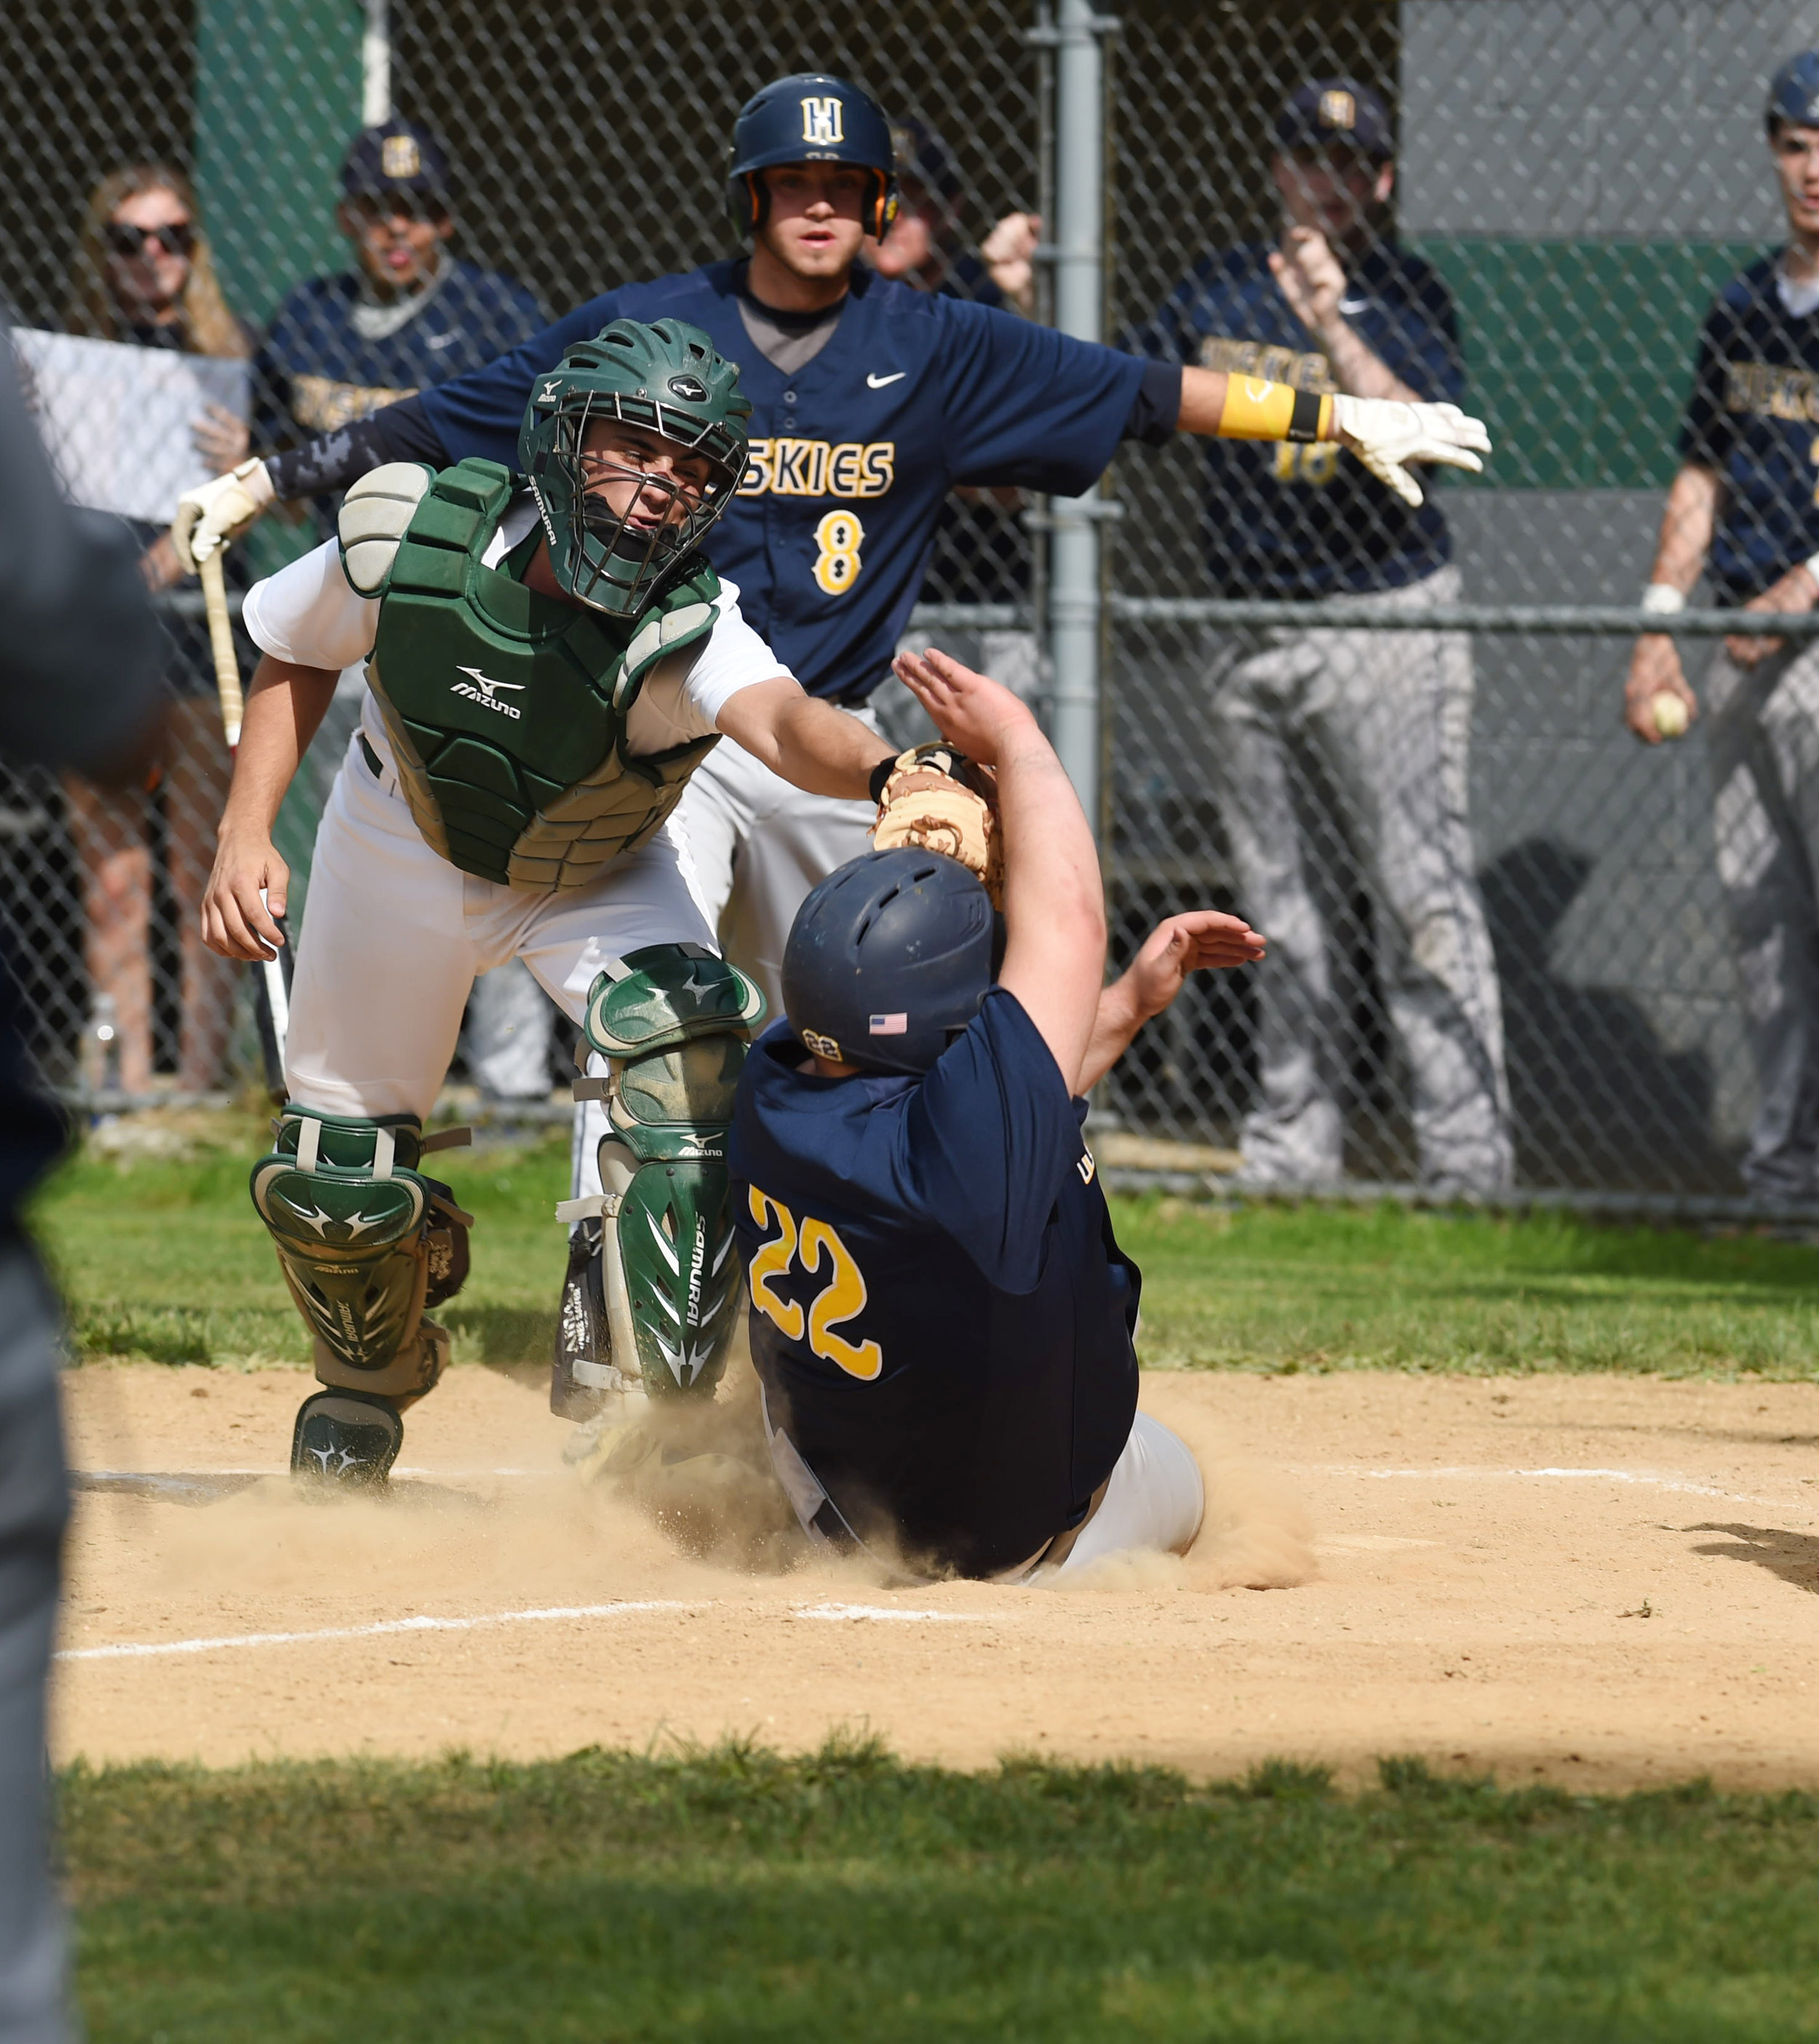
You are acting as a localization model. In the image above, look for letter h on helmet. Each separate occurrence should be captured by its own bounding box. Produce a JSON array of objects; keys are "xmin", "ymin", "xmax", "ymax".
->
[{"xmin": 724, "ymin": 72, "xmax": 900, "ymax": 240}]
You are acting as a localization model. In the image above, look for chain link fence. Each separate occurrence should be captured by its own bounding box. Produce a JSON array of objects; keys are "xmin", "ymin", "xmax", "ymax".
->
[{"xmin": 3, "ymin": 0, "xmax": 1816, "ymax": 1207}]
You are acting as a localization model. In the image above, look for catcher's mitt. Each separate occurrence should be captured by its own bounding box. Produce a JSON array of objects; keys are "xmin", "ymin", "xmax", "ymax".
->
[{"xmin": 869, "ymin": 743, "xmax": 1003, "ymax": 904}]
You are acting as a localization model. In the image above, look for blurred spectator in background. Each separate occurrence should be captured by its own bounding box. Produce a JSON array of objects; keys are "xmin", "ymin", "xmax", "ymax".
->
[
  {"xmin": 257, "ymin": 117, "xmax": 543, "ymax": 530},
  {"xmin": 870, "ymin": 117, "xmax": 1038, "ymax": 314},
  {"xmin": 1625, "ymin": 52, "xmax": 1819, "ymax": 1200},
  {"xmin": 1130, "ymin": 80, "xmax": 1510, "ymax": 1193},
  {"xmin": 874, "ymin": 119, "xmax": 1045, "ymax": 735},
  {"xmin": 258, "ymin": 117, "xmax": 554, "ymax": 1102},
  {"xmin": 0, "ymin": 343, "xmax": 166, "ymax": 2044},
  {"xmin": 63, "ymin": 163, "xmax": 248, "ymax": 1093}
]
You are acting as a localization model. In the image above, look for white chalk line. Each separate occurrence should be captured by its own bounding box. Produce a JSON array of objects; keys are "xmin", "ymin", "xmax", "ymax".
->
[
  {"xmin": 1292, "ymin": 1464, "xmax": 1802, "ymax": 1512},
  {"xmin": 60, "ymin": 1598, "xmax": 987, "ymax": 1665},
  {"xmin": 78, "ymin": 1468, "xmax": 557, "ymax": 1482},
  {"xmin": 793, "ymin": 1603, "xmax": 986, "ymax": 1624},
  {"xmin": 59, "ymin": 1600, "xmax": 698, "ymax": 1663}
]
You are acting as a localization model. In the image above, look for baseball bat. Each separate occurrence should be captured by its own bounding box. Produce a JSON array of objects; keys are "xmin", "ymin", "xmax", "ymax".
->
[
  {"xmin": 199, "ymin": 547, "xmax": 243, "ymax": 747},
  {"xmin": 200, "ymin": 546, "xmax": 290, "ymax": 1097}
]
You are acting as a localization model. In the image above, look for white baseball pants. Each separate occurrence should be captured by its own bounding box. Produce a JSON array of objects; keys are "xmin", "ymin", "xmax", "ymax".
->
[
  {"xmin": 285, "ymin": 732, "xmax": 715, "ymax": 1121},
  {"xmin": 571, "ymin": 720, "xmax": 880, "ymax": 1202},
  {"xmin": 1044, "ymin": 1410, "xmax": 1206, "ymax": 1579}
]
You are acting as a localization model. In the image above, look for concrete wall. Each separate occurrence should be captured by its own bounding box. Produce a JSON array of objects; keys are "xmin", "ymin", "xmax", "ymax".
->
[{"xmin": 1402, "ymin": 0, "xmax": 1819, "ymax": 239}]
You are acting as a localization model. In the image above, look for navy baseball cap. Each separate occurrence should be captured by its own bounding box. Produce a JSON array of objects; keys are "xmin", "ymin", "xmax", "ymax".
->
[
  {"xmin": 340, "ymin": 119, "xmax": 451, "ymax": 203},
  {"xmin": 1767, "ymin": 53, "xmax": 1819, "ymax": 133},
  {"xmin": 1276, "ymin": 80, "xmax": 1393, "ymax": 160}
]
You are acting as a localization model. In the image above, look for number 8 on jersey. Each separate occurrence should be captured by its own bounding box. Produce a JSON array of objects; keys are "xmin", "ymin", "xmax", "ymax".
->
[{"xmin": 812, "ymin": 509, "xmax": 864, "ymax": 595}]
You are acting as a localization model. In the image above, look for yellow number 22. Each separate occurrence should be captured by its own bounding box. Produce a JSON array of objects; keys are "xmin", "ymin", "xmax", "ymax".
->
[{"xmin": 746, "ymin": 1186, "xmax": 883, "ymax": 1380}]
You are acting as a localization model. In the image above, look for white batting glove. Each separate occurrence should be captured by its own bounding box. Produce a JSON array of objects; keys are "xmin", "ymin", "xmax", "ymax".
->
[
  {"xmin": 172, "ymin": 457, "xmax": 276, "ymax": 572},
  {"xmin": 1328, "ymin": 396, "xmax": 1490, "ymax": 508}
]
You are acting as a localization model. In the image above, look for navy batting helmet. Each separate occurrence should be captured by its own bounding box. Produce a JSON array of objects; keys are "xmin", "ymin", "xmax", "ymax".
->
[
  {"xmin": 782, "ymin": 849, "xmax": 995, "ymax": 1077},
  {"xmin": 1768, "ymin": 52, "xmax": 1819, "ymax": 134},
  {"xmin": 725, "ymin": 73, "xmax": 899, "ymax": 239}
]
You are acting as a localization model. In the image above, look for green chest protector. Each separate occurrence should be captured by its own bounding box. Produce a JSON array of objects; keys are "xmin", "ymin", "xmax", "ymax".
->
[{"xmin": 347, "ymin": 459, "xmax": 723, "ymax": 890}]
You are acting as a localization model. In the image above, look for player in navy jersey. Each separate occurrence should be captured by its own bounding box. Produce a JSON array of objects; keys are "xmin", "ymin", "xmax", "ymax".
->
[
  {"xmin": 1129, "ymin": 79, "xmax": 1510, "ymax": 1195},
  {"xmin": 1626, "ymin": 54, "xmax": 1819, "ymax": 1198},
  {"xmin": 257, "ymin": 119, "xmax": 544, "ymax": 532},
  {"xmin": 731, "ymin": 644, "xmax": 1265, "ymax": 1578}
]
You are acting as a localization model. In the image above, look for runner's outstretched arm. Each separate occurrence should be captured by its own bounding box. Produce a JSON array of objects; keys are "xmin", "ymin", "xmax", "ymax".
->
[{"xmin": 893, "ymin": 645, "xmax": 1105, "ymax": 1091}]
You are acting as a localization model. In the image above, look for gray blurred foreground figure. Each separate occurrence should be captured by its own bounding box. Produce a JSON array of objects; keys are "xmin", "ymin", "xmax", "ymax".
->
[{"xmin": 0, "ymin": 346, "xmax": 164, "ymax": 2043}]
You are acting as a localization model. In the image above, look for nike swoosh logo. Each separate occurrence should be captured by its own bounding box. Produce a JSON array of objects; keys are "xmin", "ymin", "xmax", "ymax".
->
[
  {"xmin": 1337, "ymin": 297, "xmax": 1369, "ymax": 315},
  {"xmin": 866, "ymin": 371, "xmax": 907, "ymax": 389},
  {"xmin": 426, "ymin": 332, "xmax": 461, "ymax": 350}
]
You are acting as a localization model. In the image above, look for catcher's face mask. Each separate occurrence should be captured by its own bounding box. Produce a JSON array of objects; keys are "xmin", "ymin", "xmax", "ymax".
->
[{"xmin": 541, "ymin": 401, "xmax": 741, "ymax": 618}]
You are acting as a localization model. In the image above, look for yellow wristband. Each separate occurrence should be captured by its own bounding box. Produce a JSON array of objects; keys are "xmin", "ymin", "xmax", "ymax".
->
[{"xmin": 1216, "ymin": 378, "xmax": 1333, "ymax": 443}]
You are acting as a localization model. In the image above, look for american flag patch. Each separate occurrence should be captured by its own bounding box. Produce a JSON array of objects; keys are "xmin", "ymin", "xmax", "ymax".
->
[{"xmin": 868, "ymin": 1013, "xmax": 908, "ymax": 1035}]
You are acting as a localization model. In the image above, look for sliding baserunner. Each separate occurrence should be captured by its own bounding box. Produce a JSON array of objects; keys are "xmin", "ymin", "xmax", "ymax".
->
[
  {"xmin": 733, "ymin": 647, "xmax": 1265, "ymax": 1579},
  {"xmin": 201, "ymin": 319, "xmax": 899, "ymax": 1485}
]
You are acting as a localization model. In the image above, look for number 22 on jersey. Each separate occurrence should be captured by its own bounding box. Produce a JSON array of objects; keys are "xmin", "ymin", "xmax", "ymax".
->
[{"xmin": 747, "ymin": 1186, "xmax": 883, "ymax": 1380}]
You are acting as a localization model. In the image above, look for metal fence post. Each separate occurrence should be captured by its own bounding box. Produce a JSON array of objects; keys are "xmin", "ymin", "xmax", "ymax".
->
[
  {"xmin": 363, "ymin": 0, "xmax": 392, "ymax": 125},
  {"xmin": 1045, "ymin": 0, "xmax": 1113, "ymax": 827}
]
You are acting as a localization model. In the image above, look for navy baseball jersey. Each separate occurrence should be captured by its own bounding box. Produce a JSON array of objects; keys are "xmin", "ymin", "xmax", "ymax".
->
[
  {"xmin": 258, "ymin": 259, "xmax": 542, "ymax": 461},
  {"xmin": 1130, "ymin": 241, "xmax": 1462, "ymax": 596},
  {"xmin": 729, "ymin": 990, "xmax": 1141, "ymax": 1576},
  {"xmin": 926, "ymin": 260, "xmax": 1032, "ymax": 611},
  {"xmin": 416, "ymin": 260, "xmax": 1152, "ymax": 700},
  {"xmin": 1679, "ymin": 256, "xmax": 1819, "ymax": 604}
]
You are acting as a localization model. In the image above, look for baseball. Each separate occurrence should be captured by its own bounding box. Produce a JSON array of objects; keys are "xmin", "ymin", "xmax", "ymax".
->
[{"xmin": 1652, "ymin": 691, "xmax": 1691, "ymax": 739}]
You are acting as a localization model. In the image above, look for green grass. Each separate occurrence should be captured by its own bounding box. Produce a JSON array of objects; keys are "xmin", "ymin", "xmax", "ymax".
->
[
  {"xmin": 29, "ymin": 1126, "xmax": 1819, "ymax": 1375},
  {"xmin": 1119, "ymin": 1196, "xmax": 1819, "ymax": 1377},
  {"xmin": 31, "ymin": 1119, "xmax": 572, "ymax": 1368},
  {"xmin": 62, "ymin": 1740, "xmax": 1819, "ymax": 2041}
]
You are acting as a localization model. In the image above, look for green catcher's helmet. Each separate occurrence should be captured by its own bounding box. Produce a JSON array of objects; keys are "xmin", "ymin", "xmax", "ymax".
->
[{"xmin": 519, "ymin": 319, "xmax": 752, "ymax": 618}]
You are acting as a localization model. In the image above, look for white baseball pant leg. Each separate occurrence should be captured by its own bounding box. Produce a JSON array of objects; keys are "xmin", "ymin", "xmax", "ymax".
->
[
  {"xmin": 670, "ymin": 717, "xmax": 882, "ymax": 1015},
  {"xmin": 1045, "ymin": 1412, "xmax": 1206, "ymax": 1579},
  {"xmin": 463, "ymin": 960, "xmax": 554, "ymax": 1101},
  {"xmin": 285, "ymin": 732, "xmax": 715, "ymax": 1122},
  {"xmin": 1705, "ymin": 639, "xmax": 1819, "ymax": 1199},
  {"xmin": 570, "ymin": 727, "xmax": 880, "ymax": 1204}
]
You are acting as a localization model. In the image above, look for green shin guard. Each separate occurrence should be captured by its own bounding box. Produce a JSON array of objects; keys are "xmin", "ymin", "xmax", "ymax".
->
[
  {"xmin": 291, "ymin": 1388, "xmax": 404, "ymax": 1487},
  {"xmin": 252, "ymin": 1107, "xmax": 472, "ymax": 1402},
  {"xmin": 559, "ymin": 944, "xmax": 764, "ymax": 1402}
]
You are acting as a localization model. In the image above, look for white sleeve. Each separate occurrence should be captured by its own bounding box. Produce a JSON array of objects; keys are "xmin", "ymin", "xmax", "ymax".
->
[
  {"xmin": 622, "ymin": 580, "xmax": 794, "ymax": 755},
  {"xmin": 241, "ymin": 538, "xmax": 380, "ymax": 672},
  {"xmin": 682, "ymin": 582, "xmax": 795, "ymax": 727}
]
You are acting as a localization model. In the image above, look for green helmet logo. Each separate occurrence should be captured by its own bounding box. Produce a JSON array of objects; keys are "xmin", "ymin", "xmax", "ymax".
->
[{"xmin": 519, "ymin": 319, "xmax": 752, "ymax": 619}]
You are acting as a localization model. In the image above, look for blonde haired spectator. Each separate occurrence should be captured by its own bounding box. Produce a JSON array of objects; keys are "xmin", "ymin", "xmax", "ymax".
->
[{"xmin": 60, "ymin": 162, "xmax": 249, "ymax": 1093}]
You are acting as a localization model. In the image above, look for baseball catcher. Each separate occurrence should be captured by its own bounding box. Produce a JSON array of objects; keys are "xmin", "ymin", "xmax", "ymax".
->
[
  {"xmin": 201, "ymin": 318, "xmax": 902, "ymax": 1485},
  {"xmin": 730, "ymin": 646, "xmax": 1265, "ymax": 1578}
]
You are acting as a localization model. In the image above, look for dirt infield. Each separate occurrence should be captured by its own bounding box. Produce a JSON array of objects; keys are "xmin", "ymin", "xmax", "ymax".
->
[{"xmin": 55, "ymin": 1362, "xmax": 1819, "ymax": 1790}]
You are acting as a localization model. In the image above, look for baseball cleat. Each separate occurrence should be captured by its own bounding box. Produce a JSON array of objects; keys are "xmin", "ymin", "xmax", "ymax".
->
[{"xmin": 290, "ymin": 1389, "xmax": 403, "ymax": 1488}]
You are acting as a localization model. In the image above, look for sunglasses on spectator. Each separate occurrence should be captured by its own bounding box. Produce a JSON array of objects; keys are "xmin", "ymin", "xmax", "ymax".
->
[{"xmin": 105, "ymin": 220, "xmax": 194, "ymax": 258}]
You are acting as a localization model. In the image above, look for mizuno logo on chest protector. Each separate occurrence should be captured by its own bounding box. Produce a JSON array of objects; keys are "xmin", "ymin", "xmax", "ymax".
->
[{"xmin": 452, "ymin": 666, "xmax": 526, "ymax": 718}]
